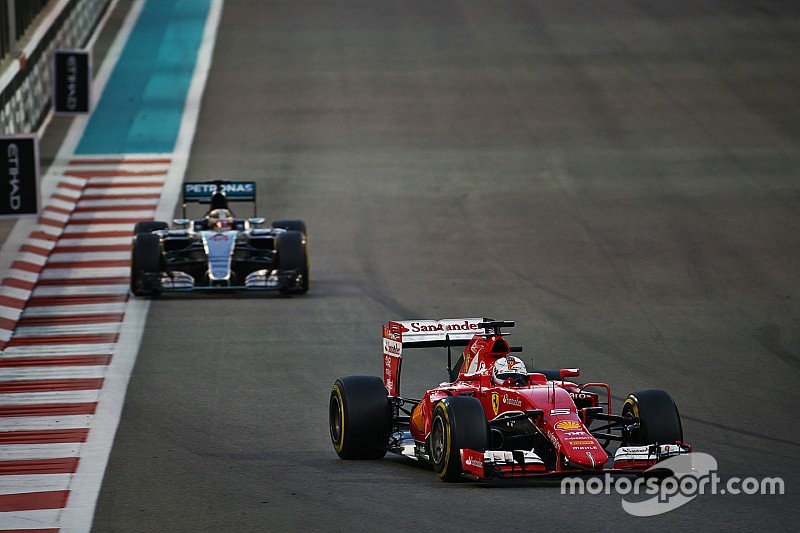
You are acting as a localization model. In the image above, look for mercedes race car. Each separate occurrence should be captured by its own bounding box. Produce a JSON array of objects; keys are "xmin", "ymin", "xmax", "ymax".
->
[
  {"xmin": 130, "ymin": 180, "xmax": 309, "ymax": 295},
  {"xmin": 329, "ymin": 319, "xmax": 690, "ymax": 482}
]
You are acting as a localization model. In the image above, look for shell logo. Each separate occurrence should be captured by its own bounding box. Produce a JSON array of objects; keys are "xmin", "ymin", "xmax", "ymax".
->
[{"xmin": 554, "ymin": 420, "xmax": 582, "ymax": 430}]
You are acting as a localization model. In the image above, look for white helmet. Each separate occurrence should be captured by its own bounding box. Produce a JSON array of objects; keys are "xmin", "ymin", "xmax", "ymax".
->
[
  {"xmin": 493, "ymin": 356, "xmax": 528, "ymax": 385},
  {"xmin": 208, "ymin": 208, "xmax": 234, "ymax": 230}
]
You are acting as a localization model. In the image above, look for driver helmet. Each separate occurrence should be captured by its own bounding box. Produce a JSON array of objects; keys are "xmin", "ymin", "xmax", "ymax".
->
[
  {"xmin": 208, "ymin": 208, "xmax": 234, "ymax": 230},
  {"xmin": 493, "ymin": 355, "xmax": 528, "ymax": 386}
]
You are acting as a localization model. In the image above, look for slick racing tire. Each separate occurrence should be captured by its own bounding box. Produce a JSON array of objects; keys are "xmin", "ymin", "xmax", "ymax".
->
[
  {"xmin": 428, "ymin": 396, "xmax": 489, "ymax": 482},
  {"xmin": 132, "ymin": 221, "xmax": 168, "ymax": 235},
  {"xmin": 330, "ymin": 376, "xmax": 390, "ymax": 460},
  {"xmin": 271, "ymin": 219, "xmax": 307, "ymax": 235},
  {"xmin": 622, "ymin": 389, "xmax": 683, "ymax": 446},
  {"xmin": 130, "ymin": 233, "xmax": 163, "ymax": 296},
  {"xmin": 276, "ymin": 230, "xmax": 309, "ymax": 294}
]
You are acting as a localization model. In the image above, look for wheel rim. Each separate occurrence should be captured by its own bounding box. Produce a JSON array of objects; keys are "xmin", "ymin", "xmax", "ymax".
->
[
  {"xmin": 329, "ymin": 394, "xmax": 343, "ymax": 446},
  {"xmin": 430, "ymin": 416, "xmax": 446, "ymax": 464}
]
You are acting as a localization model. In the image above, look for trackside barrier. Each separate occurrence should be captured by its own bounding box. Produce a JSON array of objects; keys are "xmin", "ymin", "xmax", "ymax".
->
[{"xmin": 0, "ymin": 0, "xmax": 112, "ymax": 134}]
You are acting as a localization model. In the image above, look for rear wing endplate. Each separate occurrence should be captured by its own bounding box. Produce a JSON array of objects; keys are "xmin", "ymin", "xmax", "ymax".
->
[{"xmin": 382, "ymin": 318, "xmax": 487, "ymax": 396}]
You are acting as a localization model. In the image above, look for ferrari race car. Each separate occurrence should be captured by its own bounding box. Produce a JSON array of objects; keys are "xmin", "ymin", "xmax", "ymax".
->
[
  {"xmin": 329, "ymin": 319, "xmax": 690, "ymax": 482},
  {"xmin": 130, "ymin": 180, "xmax": 309, "ymax": 295}
]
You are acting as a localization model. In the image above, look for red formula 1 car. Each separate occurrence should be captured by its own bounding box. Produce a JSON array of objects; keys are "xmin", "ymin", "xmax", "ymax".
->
[{"xmin": 329, "ymin": 318, "xmax": 690, "ymax": 482}]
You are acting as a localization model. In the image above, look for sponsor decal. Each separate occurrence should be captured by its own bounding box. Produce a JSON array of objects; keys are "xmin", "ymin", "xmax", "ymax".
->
[
  {"xmin": 184, "ymin": 182, "xmax": 256, "ymax": 199},
  {"xmin": 0, "ymin": 135, "xmax": 38, "ymax": 216},
  {"xmin": 554, "ymin": 420, "xmax": 582, "ymax": 430},
  {"xmin": 573, "ymin": 446, "xmax": 597, "ymax": 450},
  {"xmin": 564, "ymin": 431, "xmax": 590, "ymax": 437},
  {"xmin": 491, "ymin": 392, "xmax": 499, "ymax": 416},
  {"xmin": 502, "ymin": 394, "xmax": 522, "ymax": 407},
  {"xmin": 53, "ymin": 50, "xmax": 90, "ymax": 114},
  {"xmin": 7, "ymin": 144, "xmax": 20, "ymax": 210},
  {"xmin": 545, "ymin": 429, "xmax": 561, "ymax": 452},
  {"xmin": 408, "ymin": 320, "xmax": 480, "ymax": 332},
  {"xmin": 383, "ymin": 338, "xmax": 401, "ymax": 356},
  {"xmin": 569, "ymin": 392, "xmax": 593, "ymax": 400},
  {"xmin": 465, "ymin": 456, "xmax": 483, "ymax": 468},
  {"xmin": 506, "ymin": 357, "xmax": 523, "ymax": 371},
  {"xmin": 210, "ymin": 233, "xmax": 230, "ymax": 241},
  {"xmin": 568, "ymin": 440, "xmax": 596, "ymax": 446}
]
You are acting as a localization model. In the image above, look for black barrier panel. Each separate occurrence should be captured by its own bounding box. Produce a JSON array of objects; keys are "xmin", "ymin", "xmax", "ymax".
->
[
  {"xmin": 53, "ymin": 49, "xmax": 91, "ymax": 114},
  {"xmin": 0, "ymin": 135, "xmax": 39, "ymax": 216}
]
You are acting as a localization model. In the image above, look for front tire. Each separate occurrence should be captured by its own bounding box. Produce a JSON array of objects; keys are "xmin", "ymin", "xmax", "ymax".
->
[
  {"xmin": 428, "ymin": 396, "xmax": 489, "ymax": 482},
  {"xmin": 130, "ymin": 233, "xmax": 163, "ymax": 296},
  {"xmin": 276, "ymin": 230, "xmax": 309, "ymax": 294},
  {"xmin": 329, "ymin": 376, "xmax": 390, "ymax": 460},
  {"xmin": 622, "ymin": 389, "xmax": 683, "ymax": 445}
]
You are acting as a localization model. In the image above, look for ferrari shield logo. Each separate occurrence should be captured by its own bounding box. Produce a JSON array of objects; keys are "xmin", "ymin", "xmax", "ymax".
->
[{"xmin": 491, "ymin": 392, "xmax": 499, "ymax": 416}]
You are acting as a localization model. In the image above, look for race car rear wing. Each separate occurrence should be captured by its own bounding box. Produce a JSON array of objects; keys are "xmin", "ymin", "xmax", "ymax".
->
[
  {"xmin": 183, "ymin": 180, "xmax": 256, "ymax": 203},
  {"xmin": 383, "ymin": 318, "xmax": 488, "ymax": 396}
]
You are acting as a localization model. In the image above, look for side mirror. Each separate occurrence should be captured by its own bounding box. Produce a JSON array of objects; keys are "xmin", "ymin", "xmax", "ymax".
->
[
  {"xmin": 248, "ymin": 217, "xmax": 266, "ymax": 228},
  {"xmin": 172, "ymin": 219, "xmax": 190, "ymax": 229},
  {"xmin": 560, "ymin": 368, "xmax": 580, "ymax": 380}
]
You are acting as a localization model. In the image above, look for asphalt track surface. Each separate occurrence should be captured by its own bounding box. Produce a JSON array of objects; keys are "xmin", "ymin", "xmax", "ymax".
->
[{"xmin": 92, "ymin": 1, "xmax": 799, "ymax": 531}]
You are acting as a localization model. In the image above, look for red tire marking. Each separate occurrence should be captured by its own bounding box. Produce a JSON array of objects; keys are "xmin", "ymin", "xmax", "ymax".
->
[
  {"xmin": 19, "ymin": 314, "xmax": 124, "ymax": 326},
  {"xmin": 28, "ymin": 231, "xmax": 59, "ymax": 242},
  {"xmin": 0, "ymin": 295, "xmax": 26, "ymax": 309},
  {"xmin": 0, "ymin": 458, "xmax": 78, "ymax": 475},
  {"xmin": 27, "ymin": 294, "xmax": 127, "ymax": 306},
  {"xmin": 0, "ymin": 428, "xmax": 89, "ymax": 444},
  {"xmin": 44, "ymin": 260, "xmax": 130, "ymax": 269},
  {"xmin": 37, "ymin": 217, "xmax": 67, "ymax": 228},
  {"xmin": 59, "ymin": 231, "xmax": 130, "ymax": 239},
  {"xmin": 37, "ymin": 276, "xmax": 130, "ymax": 286},
  {"xmin": 54, "ymin": 244, "xmax": 130, "ymax": 253},
  {"xmin": 0, "ymin": 490, "xmax": 70, "ymax": 512},
  {"xmin": 0, "ymin": 355, "xmax": 111, "ymax": 367},
  {"xmin": 52, "ymin": 192, "xmax": 79, "ymax": 202},
  {"xmin": 10, "ymin": 260, "xmax": 43, "ymax": 274},
  {"xmin": 1, "ymin": 278, "xmax": 36, "ymax": 290},
  {"xmin": 82, "ymin": 193, "xmax": 161, "ymax": 200},
  {"xmin": 0, "ymin": 402, "xmax": 97, "ymax": 417},
  {"xmin": 45, "ymin": 206, "xmax": 73, "ymax": 216},
  {"xmin": 6, "ymin": 333, "xmax": 120, "ymax": 347},
  {"xmin": 64, "ymin": 217, "xmax": 153, "ymax": 224},
  {"xmin": 65, "ymin": 170, "xmax": 167, "ymax": 178},
  {"xmin": 84, "ymin": 181, "xmax": 163, "ymax": 189},
  {"xmin": 73, "ymin": 204, "xmax": 156, "ymax": 212},
  {"xmin": 20, "ymin": 244, "xmax": 51, "ymax": 256},
  {"xmin": 0, "ymin": 379, "xmax": 104, "ymax": 393},
  {"xmin": 57, "ymin": 181, "xmax": 85, "ymax": 191}
]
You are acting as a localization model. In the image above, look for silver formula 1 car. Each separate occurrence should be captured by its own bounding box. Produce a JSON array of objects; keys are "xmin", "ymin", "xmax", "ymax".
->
[{"xmin": 130, "ymin": 180, "xmax": 309, "ymax": 296}]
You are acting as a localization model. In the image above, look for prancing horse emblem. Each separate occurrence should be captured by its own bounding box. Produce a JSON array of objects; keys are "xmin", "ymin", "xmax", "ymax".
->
[{"xmin": 491, "ymin": 392, "xmax": 499, "ymax": 416}]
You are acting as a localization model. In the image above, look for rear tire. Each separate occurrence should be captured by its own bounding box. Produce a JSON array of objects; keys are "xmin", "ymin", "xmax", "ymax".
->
[
  {"xmin": 276, "ymin": 230, "xmax": 309, "ymax": 294},
  {"xmin": 428, "ymin": 396, "xmax": 489, "ymax": 482},
  {"xmin": 330, "ymin": 376, "xmax": 390, "ymax": 460},
  {"xmin": 622, "ymin": 389, "xmax": 683, "ymax": 445},
  {"xmin": 133, "ymin": 221, "xmax": 168, "ymax": 235},
  {"xmin": 130, "ymin": 233, "xmax": 163, "ymax": 296}
]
